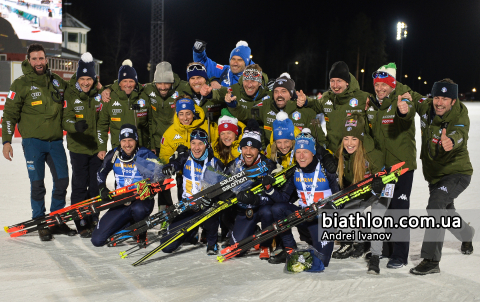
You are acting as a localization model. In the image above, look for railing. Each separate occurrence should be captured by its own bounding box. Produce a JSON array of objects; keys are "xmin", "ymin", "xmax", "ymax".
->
[{"xmin": 48, "ymin": 57, "xmax": 77, "ymax": 72}]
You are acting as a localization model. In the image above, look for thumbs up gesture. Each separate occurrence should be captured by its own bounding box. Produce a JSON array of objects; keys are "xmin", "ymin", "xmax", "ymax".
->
[
  {"xmin": 397, "ymin": 93, "xmax": 411, "ymax": 115},
  {"xmin": 441, "ymin": 128, "xmax": 454, "ymax": 151}
]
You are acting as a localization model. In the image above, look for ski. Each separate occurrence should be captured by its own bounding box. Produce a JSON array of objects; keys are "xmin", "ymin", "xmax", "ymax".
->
[
  {"xmin": 128, "ymin": 164, "xmax": 296, "ymax": 266},
  {"xmin": 6, "ymin": 178, "xmax": 175, "ymax": 237},
  {"xmin": 217, "ymin": 162, "xmax": 408, "ymax": 262},
  {"xmin": 106, "ymin": 161, "xmax": 269, "ymax": 246}
]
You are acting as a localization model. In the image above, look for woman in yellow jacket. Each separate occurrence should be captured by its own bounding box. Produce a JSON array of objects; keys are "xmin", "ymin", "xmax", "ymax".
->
[
  {"xmin": 265, "ymin": 112, "xmax": 301, "ymax": 168},
  {"xmin": 212, "ymin": 108, "xmax": 246, "ymax": 165},
  {"xmin": 159, "ymin": 96, "xmax": 217, "ymax": 164}
]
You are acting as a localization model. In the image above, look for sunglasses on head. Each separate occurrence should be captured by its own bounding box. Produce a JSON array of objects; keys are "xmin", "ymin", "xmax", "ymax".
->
[
  {"xmin": 191, "ymin": 129, "xmax": 208, "ymax": 139},
  {"xmin": 372, "ymin": 71, "xmax": 392, "ymax": 79},
  {"xmin": 187, "ymin": 64, "xmax": 206, "ymax": 72}
]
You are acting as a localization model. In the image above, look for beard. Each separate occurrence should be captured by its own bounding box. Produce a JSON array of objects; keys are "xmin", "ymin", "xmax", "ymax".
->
[{"xmin": 33, "ymin": 64, "xmax": 46, "ymax": 75}]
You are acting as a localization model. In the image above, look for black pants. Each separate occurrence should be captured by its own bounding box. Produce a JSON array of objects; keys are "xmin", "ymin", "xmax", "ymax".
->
[
  {"xmin": 386, "ymin": 170, "xmax": 414, "ymax": 264},
  {"xmin": 69, "ymin": 151, "xmax": 103, "ymax": 231},
  {"xmin": 421, "ymin": 174, "xmax": 473, "ymax": 261}
]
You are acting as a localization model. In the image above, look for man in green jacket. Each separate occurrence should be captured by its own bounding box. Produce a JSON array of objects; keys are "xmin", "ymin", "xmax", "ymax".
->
[
  {"xmin": 297, "ymin": 61, "xmax": 371, "ymax": 154},
  {"xmin": 223, "ymin": 68, "xmax": 323, "ymax": 148},
  {"xmin": 141, "ymin": 62, "xmax": 186, "ymax": 154},
  {"xmin": 1, "ymin": 43, "xmax": 76, "ymax": 241},
  {"xmin": 62, "ymin": 52, "xmax": 103, "ymax": 238},
  {"xmin": 97, "ymin": 60, "xmax": 150, "ymax": 160},
  {"xmin": 398, "ymin": 79, "xmax": 474, "ymax": 275},
  {"xmin": 366, "ymin": 63, "xmax": 425, "ymax": 268}
]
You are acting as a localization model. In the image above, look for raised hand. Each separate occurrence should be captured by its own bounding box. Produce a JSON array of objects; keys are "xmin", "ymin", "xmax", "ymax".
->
[{"xmin": 441, "ymin": 128, "xmax": 454, "ymax": 151}]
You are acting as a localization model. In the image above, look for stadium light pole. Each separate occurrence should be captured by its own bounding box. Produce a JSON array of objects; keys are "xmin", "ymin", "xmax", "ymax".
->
[{"xmin": 397, "ymin": 22, "xmax": 407, "ymax": 80}]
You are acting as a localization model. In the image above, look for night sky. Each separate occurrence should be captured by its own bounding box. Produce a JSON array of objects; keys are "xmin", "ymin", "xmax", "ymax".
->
[{"xmin": 66, "ymin": 0, "xmax": 480, "ymax": 96}]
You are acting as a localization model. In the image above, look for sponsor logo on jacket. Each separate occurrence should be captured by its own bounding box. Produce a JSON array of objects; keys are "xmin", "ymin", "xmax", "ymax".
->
[
  {"xmin": 112, "ymin": 101, "xmax": 121, "ymax": 106},
  {"xmin": 112, "ymin": 109, "xmax": 122, "ymax": 115},
  {"xmin": 74, "ymin": 99, "xmax": 82, "ymax": 104},
  {"xmin": 30, "ymin": 86, "xmax": 39, "ymax": 90},
  {"xmin": 173, "ymin": 134, "xmax": 182, "ymax": 140},
  {"xmin": 268, "ymin": 110, "xmax": 276, "ymax": 116},
  {"xmin": 75, "ymin": 106, "xmax": 84, "ymax": 111},
  {"xmin": 325, "ymin": 100, "xmax": 333, "ymax": 105},
  {"xmin": 31, "ymin": 92, "xmax": 41, "ymax": 99},
  {"xmin": 149, "ymin": 92, "xmax": 156, "ymax": 97},
  {"xmin": 32, "ymin": 100, "xmax": 42, "ymax": 106}
]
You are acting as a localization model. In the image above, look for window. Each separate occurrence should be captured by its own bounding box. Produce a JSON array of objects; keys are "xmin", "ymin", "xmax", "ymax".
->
[
  {"xmin": 68, "ymin": 33, "xmax": 78, "ymax": 43},
  {"xmin": 0, "ymin": 54, "xmax": 6, "ymax": 61}
]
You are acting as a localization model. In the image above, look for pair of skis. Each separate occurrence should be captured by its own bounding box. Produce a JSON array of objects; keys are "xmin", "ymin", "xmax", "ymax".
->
[
  {"xmin": 4, "ymin": 178, "xmax": 175, "ymax": 237},
  {"xmin": 107, "ymin": 161, "xmax": 270, "ymax": 247},
  {"xmin": 126, "ymin": 163, "xmax": 297, "ymax": 266},
  {"xmin": 217, "ymin": 162, "xmax": 408, "ymax": 262}
]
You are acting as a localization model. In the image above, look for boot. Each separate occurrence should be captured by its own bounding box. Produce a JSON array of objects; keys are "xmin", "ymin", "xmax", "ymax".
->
[
  {"xmin": 461, "ymin": 226, "xmax": 474, "ymax": 255},
  {"xmin": 268, "ymin": 247, "xmax": 294, "ymax": 264},
  {"xmin": 332, "ymin": 242, "xmax": 354, "ymax": 259},
  {"xmin": 410, "ymin": 259, "xmax": 440, "ymax": 275},
  {"xmin": 351, "ymin": 242, "xmax": 368, "ymax": 258},
  {"xmin": 79, "ymin": 229, "xmax": 92, "ymax": 238},
  {"xmin": 367, "ymin": 255, "xmax": 380, "ymax": 275},
  {"xmin": 38, "ymin": 228, "xmax": 52, "ymax": 241},
  {"xmin": 50, "ymin": 223, "xmax": 77, "ymax": 236},
  {"xmin": 136, "ymin": 232, "xmax": 148, "ymax": 248},
  {"xmin": 206, "ymin": 243, "xmax": 219, "ymax": 255},
  {"xmin": 259, "ymin": 246, "xmax": 270, "ymax": 260}
]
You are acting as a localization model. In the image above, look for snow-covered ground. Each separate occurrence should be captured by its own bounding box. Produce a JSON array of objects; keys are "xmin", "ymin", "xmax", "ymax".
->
[{"xmin": 1, "ymin": 103, "xmax": 479, "ymax": 302}]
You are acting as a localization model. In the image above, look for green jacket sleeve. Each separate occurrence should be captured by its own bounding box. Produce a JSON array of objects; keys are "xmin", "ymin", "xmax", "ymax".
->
[
  {"xmin": 447, "ymin": 109, "xmax": 470, "ymax": 151},
  {"xmin": 96, "ymin": 103, "xmax": 110, "ymax": 151},
  {"xmin": 305, "ymin": 96, "xmax": 324, "ymax": 114},
  {"xmin": 1, "ymin": 80, "xmax": 24, "ymax": 143},
  {"xmin": 62, "ymin": 93, "xmax": 77, "ymax": 133}
]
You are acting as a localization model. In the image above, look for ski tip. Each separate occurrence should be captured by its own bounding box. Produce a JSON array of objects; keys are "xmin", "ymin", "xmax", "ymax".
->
[
  {"xmin": 164, "ymin": 184, "xmax": 176, "ymax": 191},
  {"xmin": 217, "ymin": 256, "xmax": 225, "ymax": 263},
  {"xmin": 163, "ymin": 178, "xmax": 174, "ymax": 184},
  {"xmin": 4, "ymin": 226, "xmax": 9, "ymax": 233},
  {"xmin": 390, "ymin": 161, "xmax": 406, "ymax": 171},
  {"xmin": 400, "ymin": 168, "xmax": 409, "ymax": 175},
  {"xmin": 10, "ymin": 230, "xmax": 26, "ymax": 237}
]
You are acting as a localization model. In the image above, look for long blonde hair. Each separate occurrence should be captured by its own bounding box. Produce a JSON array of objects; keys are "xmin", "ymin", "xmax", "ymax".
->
[
  {"xmin": 270, "ymin": 140, "xmax": 295, "ymax": 163},
  {"xmin": 336, "ymin": 139, "xmax": 367, "ymax": 189}
]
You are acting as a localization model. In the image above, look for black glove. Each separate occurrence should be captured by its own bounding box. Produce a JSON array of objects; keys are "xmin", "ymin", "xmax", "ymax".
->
[
  {"xmin": 74, "ymin": 120, "xmax": 88, "ymax": 133},
  {"xmin": 262, "ymin": 175, "xmax": 276, "ymax": 191},
  {"xmin": 99, "ymin": 183, "xmax": 111, "ymax": 201},
  {"xmin": 319, "ymin": 147, "xmax": 337, "ymax": 174},
  {"xmin": 237, "ymin": 190, "xmax": 260, "ymax": 206},
  {"xmin": 162, "ymin": 164, "xmax": 175, "ymax": 176},
  {"xmin": 171, "ymin": 144, "xmax": 189, "ymax": 160},
  {"xmin": 267, "ymin": 78, "xmax": 276, "ymax": 91},
  {"xmin": 193, "ymin": 39, "xmax": 207, "ymax": 53},
  {"xmin": 371, "ymin": 177, "xmax": 384, "ymax": 195}
]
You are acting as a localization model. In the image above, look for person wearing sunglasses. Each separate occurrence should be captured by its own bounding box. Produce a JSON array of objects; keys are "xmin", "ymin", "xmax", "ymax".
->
[
  {"xmin": 161, "ymin": 128, "xmax": 225, "ymax": 255},
  {"xmin": 179, "ymin": 62, "xmax": 225, "ymax": 122},
  {"xmin": 192, "ymin": 39, "xmax": 253, "ymax": 88},
  {"xmin": 366, "ymin": 63, "xmax": 425, "ymax": 269},
  {"xmin": 396, "ymin": 79, "xmax": 474, "ymax": 275},
  {"xmin": 296, "ymin": 61, "xmax": 371, "ymax": 156},
  {"xmin": 266, "ymin": 129, "xmax": 340, "ymax": 265}
]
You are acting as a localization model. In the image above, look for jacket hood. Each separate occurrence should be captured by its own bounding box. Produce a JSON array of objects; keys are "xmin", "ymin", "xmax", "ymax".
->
[
  {"xmin": 173, "ymin": 104, "xmax": 207, "ymax": 132},
  {"xmin": 21, "ymin": 59, "xmax": 50, "ymax": 86}
]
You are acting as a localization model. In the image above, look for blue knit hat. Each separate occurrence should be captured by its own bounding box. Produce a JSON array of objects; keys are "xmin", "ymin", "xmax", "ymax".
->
[
  {"xmin": 176, "ymin": 98, "xmax": 195, "ymax": 114},
  {"xmin": 229, "ymin": 41, "xmax": 251, "ymax": 68},
  {"xmin": 118, "ymin": 59, "xmax": 138, "ymax": 84},
  {"xmin": 77, "ymin": 52, "xmax": 96, "ymax": 80},
  {"xmin": 273, "ymin": 111, "xmax": 295, "ymax": 141},
  {"xmin": 294, "ymin": 128, "xmax": 316, "ymax": 155}
]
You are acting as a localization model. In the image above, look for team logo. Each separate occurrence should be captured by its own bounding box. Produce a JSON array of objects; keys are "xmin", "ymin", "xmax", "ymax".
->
[
  {"xmin": 123, "ymin": 73, "xmax": 127, "ymax": 76},
  {"xmin": 224, "ymin": 124, "xmax": 228, "ymax": 128},
  {"xmin": 325, "ymin": 100, "xmax": 333, "ymax": 105},
  {"xmin": 113, "ymin": 101, "xmax": 121, "ymax": 106},
  {"xmin": 121, "ymin": 128, "xmax": 133, "ymax": 137},
  {"xmin": 53, "ymin": 79, "xmax": 60, "ymax": 87},
  {"xmin": 292, "ymin": 111, "xmax": 301, "ymax": 121},
  {"xmin": 137, "ymin": 99, "xmax": 146, "ymax": 107},
  {"xmin": 441, "ymin": 87, "xmax": 447, "ymax": 93},
  {"xmin": 349, "ymin": 98, "xmax": 358, "ymax": 107},
  {"xmin": 346, "ymin": 127, "xmax": 352, "ymax": 131},
  {"xmin": 278, "ymin": 131, "xmax": 282, "ymax": 136},
  {"xmin": 345, "ymin": 119, "xmax": 357, "ymax": 127},
  {"xmin": 236, "ymin": 49, "xmax": 240, "ymax": 52},
  {"xmin": 74, "ymin": 99, "xmax": 82, "ymax": 104},
  {"xmin": 94, "ymin": 95, "xmax": 101, "ymax": 102},
  {"xmin": 82, "ymin": 68, "xmax": 87, "ymax": 73},
  {"xmin": 247, "ymin": 141, "xmax": 252, "ymax": 146},
  {"xmin": 182, "ymin": 104, "xmax": 186, "ymax": 108}
]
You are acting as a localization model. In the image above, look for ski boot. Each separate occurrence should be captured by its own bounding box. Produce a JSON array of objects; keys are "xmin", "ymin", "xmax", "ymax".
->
[
  {"xmin": 367, "ymin": 255, "xmax": 380, "ymax": 275},
  {"xmin": 50, "ymin": 223, "xmax": 77, "ymax": 236},
  {"xmin": 38, "ymin": 228, "xmax": 52, "ymax": 241},
  {"xmin": 206, "ymin": 243, "xmax": 219, "ymax": 255},
  {"xmin": 332, "ymin": 242, "xmax": 354, "ymax": 259}
]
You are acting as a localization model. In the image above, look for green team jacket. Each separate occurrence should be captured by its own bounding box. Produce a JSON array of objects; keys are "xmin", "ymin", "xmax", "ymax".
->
[
  {"xmin": 2, "ymin": 60, "xmax": 67, "ymax": 142},
  {"xmin": 141, "ymin": 73, "xmax": 186, "ymax": 150},
  {"xmin": 305, "ymin": 73, "xmax": 370, "ymax": 153},
  {"xmin": 366, "ymin": 82, "xmax": 424, "ymax": 171},
  {"xmin": 97, "ymin": 82, "xmax": 150, "ymax": 151},
  {"xmin": 178, "ymin": 78, "xmax": 226, "ymax": 122},
  {"xmin": 62, "ymin": 73, "xmax": 102, "ymax": 155},
  {"xmin": 400, "ymin": 97, "xmax": 473, "ymax": 184},
  {"xmin": 341, "ymin": 136, "xmax": 384, "ymax": 199}
]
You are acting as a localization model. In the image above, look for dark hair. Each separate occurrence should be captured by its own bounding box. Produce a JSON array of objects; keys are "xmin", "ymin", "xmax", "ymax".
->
[
  {"xmin": 438, "ymin": 78, "xmax": 456, "ymax": 84},
  {"xmin": 214, "ymin": 136, "xmax": 235, "ymax": 164},
  {"xmin": 27, "ymin": 43, "xmax": 46, "ymax": 59}
]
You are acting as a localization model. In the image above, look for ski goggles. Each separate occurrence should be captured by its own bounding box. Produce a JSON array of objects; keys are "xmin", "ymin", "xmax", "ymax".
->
[
  {"xmin": 372, "ymin": 71, "xmax": 393, "ymax": 79},
  {"xmin": 187, "ymin": 64, "xmax": 207, "ymax": 72},
  {"xmin": 190, "ymin": 129, "xmax": 209, "ymax": 143}
]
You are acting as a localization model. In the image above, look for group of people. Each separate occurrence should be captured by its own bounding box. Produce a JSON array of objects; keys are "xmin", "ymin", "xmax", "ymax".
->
[{"xmin": 1, "ymin": 40, "xmax": 475, "ymax": 276}]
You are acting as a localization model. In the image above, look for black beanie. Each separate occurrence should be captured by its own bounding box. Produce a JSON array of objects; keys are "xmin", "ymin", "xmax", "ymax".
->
[
  {"xmin": 240, "ymin": 119, "xmax": 262, "ymax": 150},
  {"xmin": 342, "ymin": 113, "xmax": 365, "ymax": 141},
  {"xmin": 77, "ymin": 52, "xmax": 96, "ymax": 80},
  {"xmin": 329, "ymin": 61, "xmax": 350, "ymax": 83},
  {"xmin": 431, "ymin": 81, "xmax": 458, "ymax": 100},
  {"xmin": 272, "ymin": 72, "xmax": 295, "ymax": 98},
  {"xmin": 119, "ymin": 124, "xmax": 139, "ymax": 141}
]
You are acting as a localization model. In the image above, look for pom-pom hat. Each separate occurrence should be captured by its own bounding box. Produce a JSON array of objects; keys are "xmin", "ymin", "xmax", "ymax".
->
[
  {"xmin": 229, "ymin": 41, "xmax": 252, "ymax": 67},
  {"xmin": 77, "ymin": 52, "xmax": 96, "ymax": 80},
  {"xmin": 218, "ymin": 108, "xmax": 239, "ymax": 135},
  {"xmin": 118, "ymin": 59, "xmax": 138, "ymax": 84},
  {"xmin": 273, "ymin": 111, "xmax": 295, "ymax": 141}
]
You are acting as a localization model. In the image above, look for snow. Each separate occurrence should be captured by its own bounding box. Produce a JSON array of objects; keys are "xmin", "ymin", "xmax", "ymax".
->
[{"xmin": 1, "ymin": 103, "xmax": 480, "ymax": 301}]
